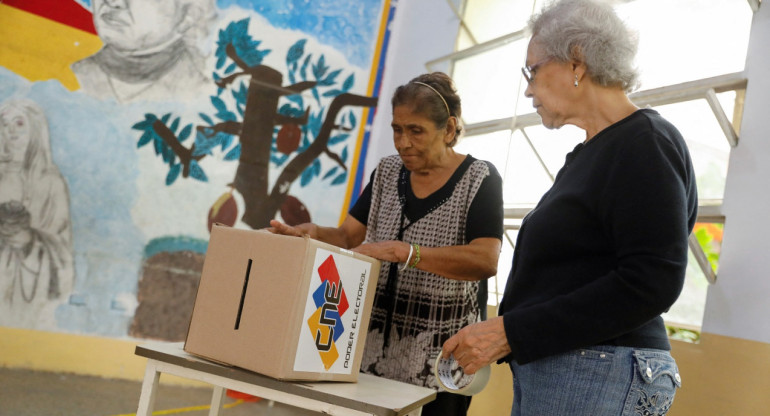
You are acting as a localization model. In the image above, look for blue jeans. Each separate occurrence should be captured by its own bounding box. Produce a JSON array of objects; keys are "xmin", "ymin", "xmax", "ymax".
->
[{"xmin": 510, "ymin": 346, "xmax": 681, "ymax": 416}]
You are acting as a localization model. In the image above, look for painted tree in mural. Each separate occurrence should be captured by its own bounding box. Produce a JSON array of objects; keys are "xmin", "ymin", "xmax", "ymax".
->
[{"xmin": 132, "ymin": 19, "xmax": 378, "ymax": 229}]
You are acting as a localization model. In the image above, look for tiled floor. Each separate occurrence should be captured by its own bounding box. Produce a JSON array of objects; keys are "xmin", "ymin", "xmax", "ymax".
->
[{"xmin": 0, "ymin": 367, "xmax": 322, "ymax": 416}]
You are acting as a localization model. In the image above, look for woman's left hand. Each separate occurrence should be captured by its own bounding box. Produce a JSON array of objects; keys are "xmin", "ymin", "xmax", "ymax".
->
[{"xmin": 352, "ymin": 240, "xmax": 412, "ymax": 264}]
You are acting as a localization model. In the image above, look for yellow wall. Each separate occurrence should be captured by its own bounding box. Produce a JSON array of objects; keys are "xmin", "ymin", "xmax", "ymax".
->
[
  {"xmin": 468, "ymin": 356, "xmax": 512, "ymax": 416},
  {"xmin": 0, "ymin": 326, "xmax": 203, "ymax": 387},
  {"xmin": 669, "ymin": 333, "xmax": 770, "ymax": 415}
]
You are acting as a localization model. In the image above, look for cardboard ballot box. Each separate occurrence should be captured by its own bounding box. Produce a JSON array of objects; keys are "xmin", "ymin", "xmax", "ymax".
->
[{"xmin": 184, "ymin": 224, "xmax": 381, "ymax": 382}]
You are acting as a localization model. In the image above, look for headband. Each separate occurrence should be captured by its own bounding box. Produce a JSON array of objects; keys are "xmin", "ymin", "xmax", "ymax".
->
[{"xmin": 412, "ymin": 81, "xmax": 450, "ymax": 116}]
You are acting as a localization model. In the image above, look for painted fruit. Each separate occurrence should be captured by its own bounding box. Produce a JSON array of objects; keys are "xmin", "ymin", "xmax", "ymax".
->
[
  {"xmin": 280, "ymin": 195, "xmax": 311, "ymax": 226},
  {"xmin": 207, "ymin": 191, "xmax": 238, "ymax": 232},
  {"xmin": 276, "ymin": 124, "xmax": 301, "ymax": 154}
]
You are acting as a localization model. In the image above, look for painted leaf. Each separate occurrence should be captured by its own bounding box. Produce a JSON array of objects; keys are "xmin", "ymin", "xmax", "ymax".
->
[
  {"xmin": 211, "ymin": 96, "xmax": 227, "ymax": 113},
  {"xmin": 331, "ymin": 172, "xmax": 347, "ymax": 186},
  {"xmin": 166, "ymin": 164, "xmax": 181, "ymax": 186},
  {"xmin": 178, "ymin": 124, "xmax": 193, "ymax": 142},
  {"xmin": 137, "ymin": 130, "xmax": 153, "ymax": 148},
  {"xmin": 323, "ymin": 166, "xmax": 339, "ymax": 179},
  {"xmin": 300, "ymin": 165, "xmax": 315, "ymax": 187},
  {"xmin": 300, "ymin": 54, "xmax": 311, "ymax": 81},
  {"xmin": 169, "ymin": 117, "xmax": 180, "ymax": 134},
  {"xmin": 342, "ymin": 74, "xmax": 354, "ymax": 91},
  {"xmin": 319, "ymin": 69, "xmax": 342, "ymax": 86},
  {"xmin": 218, "ymin": 132, "xmax": 234, "ymax": 151},
  {"xmin": 189, "ymin": 160, "xmax": 208, "ymax": 182},
  {"xmin": 131, "ymin": 115, "xmax": 155, "ymax": 131},
  {"xmin": 287, "ymin": 39, "xmax": 307, "ymax": 64},
  {"xmin": 329, "ymin": 134, "xmax": 349, "ymax": 145},
  {"xmin": 224, "ymin": 144, "xmax": 241, "ymax": 161},
  {"xmin": 199, "ymin": 112, "xmax": 214, "ymax": 126}
]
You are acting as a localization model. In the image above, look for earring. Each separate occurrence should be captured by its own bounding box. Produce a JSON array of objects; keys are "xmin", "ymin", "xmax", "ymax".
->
[{"xmin": 574, "ymin": 75, "xmax": 579, "ymax": 87}]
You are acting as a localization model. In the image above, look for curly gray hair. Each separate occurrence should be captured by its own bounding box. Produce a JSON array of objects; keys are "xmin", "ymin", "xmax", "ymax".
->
[{"xmin": 528, "ymin": 0, "xmax": 640, "ymax": 92}]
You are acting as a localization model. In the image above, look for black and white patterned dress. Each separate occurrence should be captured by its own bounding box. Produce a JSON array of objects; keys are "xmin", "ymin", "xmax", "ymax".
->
[{"xmin": 350, "ymin": 154, "xmax": 503, "ymax": 389}]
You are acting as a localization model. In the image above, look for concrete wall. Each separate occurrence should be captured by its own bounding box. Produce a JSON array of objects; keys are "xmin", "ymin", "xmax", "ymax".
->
[
  {"xmin": 667, "ymin": 4, "xmax": 770, "ymax": 415},
  {"xmin": 703, "ymin": 0, "xmax": 770, "ymax": 344}
]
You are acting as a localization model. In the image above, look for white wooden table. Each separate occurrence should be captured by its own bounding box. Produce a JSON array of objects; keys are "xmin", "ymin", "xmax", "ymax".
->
[{"xmin": 134, "ymin": 342, "xmax": 436, "ymax": 416}]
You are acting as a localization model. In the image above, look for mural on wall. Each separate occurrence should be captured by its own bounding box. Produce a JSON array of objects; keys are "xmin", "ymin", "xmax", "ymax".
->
[
  {"xmin": 133, "ymin": 18, "xmax": 378, "ymax": 230},
  {"xmin": 0, "ymin": 0, "xmax": 395, "ymax": 339},
  {"xmin": 0, "ymin": 99, "xmax": 75, "ymax": 329},
  {"xmin": 72, "ymin": 0, "xmax": 217, "ymax": 103}
]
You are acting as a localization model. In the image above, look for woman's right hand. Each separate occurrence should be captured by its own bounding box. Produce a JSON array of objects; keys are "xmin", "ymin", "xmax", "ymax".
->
[
  {"xmin": 267, "ymin": 219, "xmax": 318, "ymax": 239},
  {"xmin": 352, "ymin": 240, "xmax": 412, "ymax": 265}
]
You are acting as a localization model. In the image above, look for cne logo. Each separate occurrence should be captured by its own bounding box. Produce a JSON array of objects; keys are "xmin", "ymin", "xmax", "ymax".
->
[{"xmin": 306, "ymin": 255, "xmax": 349, "ymax": 370}]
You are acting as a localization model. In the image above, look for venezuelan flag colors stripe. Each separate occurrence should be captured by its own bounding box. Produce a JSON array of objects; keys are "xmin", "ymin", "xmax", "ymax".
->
[
  {"xmin": 0, "ymin": 2, "xmax": 101, "ymax": 90},
  {"xmin": 340, "ymin": 0, "xmax": 396, "ymax": 223},
  {"xmin": 3, "ymin": 0, "xmax": 97, "ymax": 35}
]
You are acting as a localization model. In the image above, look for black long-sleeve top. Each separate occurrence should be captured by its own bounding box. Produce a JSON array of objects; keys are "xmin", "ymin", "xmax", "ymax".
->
[{"xmin": 499, "ymin": 109, "xmax": 698, "ymax": 365}]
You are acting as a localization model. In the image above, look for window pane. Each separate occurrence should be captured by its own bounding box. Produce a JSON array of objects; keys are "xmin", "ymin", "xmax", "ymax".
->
[
  {"xmin": 616, "ymin": 0, "xmax": 751, "ymax": 90},
  {"xmin": 693, "ymin": 222, "xmax": 723, "ymax": 275},
  {"xmin": 652, "ymin": 100, "xmax": 732, "ymax": 200},
  {"xmin": 524, "ymin": 123, "xmax": 584, "ymax": 178},
  {"xmin": 490, "ymin": 223, "xmax": 519, "ymax": 305},
  {"xmin": 503, "ymin": 130, "xmax": 557, "ymax": 205},
  {"xmin": 455, "ymin": 129, "xmax": 511, "ymax": 175},
  {"xmin": 460, "ymin": 0, "xmax": 546, "ymax": 45},
  {"xmin": 453, "ymin": 40, "xmax": 530, "ymax": 124},
  {"xmin": 663, "ymin": 250, "xmax": 710, "ymax": 329}
]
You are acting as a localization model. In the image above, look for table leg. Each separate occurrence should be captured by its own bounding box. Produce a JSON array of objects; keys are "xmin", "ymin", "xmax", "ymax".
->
[
  {"xmin": 404, "ymin": 407, "xmax": 423, "ymax": 416},
  {"xmin": 136, "ymin": 360, "xmax": 161, "ymax": 416},
  {"xmin": 208, "ymin": 386, "xmax": 225, "ymax": 416}
]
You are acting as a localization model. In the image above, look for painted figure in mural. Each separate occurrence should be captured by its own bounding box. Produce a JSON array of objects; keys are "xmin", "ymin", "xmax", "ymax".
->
[
  {"xmin": 0, "ymin": 99, "xmax": 75, "ymax": 329},
  {"xmin": 269, "ymin": 72, "xmax": 504, "ymax": 416},
  {"xmin": 72, "ymin": 0, "xmax": 217, "ymax": 103},
  {"xmin": 442, "ymin": 1, "xmax": 697, "ymax": 415}
]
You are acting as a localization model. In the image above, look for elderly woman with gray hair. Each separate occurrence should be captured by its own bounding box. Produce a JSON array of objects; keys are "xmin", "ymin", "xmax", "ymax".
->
[{"xmin": 442, "ymin": 0, "xmax": 697, "ymax": 415}]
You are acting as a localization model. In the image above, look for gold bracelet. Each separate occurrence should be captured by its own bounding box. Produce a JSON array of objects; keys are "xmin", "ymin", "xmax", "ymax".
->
[{"xmin": 409, "ymin": 244, "xmax": 421, "ymax": 268}]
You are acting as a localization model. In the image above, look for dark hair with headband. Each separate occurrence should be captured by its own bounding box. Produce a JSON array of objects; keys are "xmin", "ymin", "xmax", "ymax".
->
[{"xmin": 391, "ymin": 72, "xmax": 463, "ymax": 147}]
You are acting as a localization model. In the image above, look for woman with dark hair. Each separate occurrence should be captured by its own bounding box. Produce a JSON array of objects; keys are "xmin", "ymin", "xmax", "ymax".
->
[
  {"xmin": 442, "ymin": 1, "xmax": 697, "ymax": 415},
  {"xmin": 270, "ymin": 72, "xmax": 504, "ymax": 415}
]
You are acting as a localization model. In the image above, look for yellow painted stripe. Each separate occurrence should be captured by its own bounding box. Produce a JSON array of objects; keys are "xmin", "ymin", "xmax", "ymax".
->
[
  {"xmin": 0, "ymin": 326, "xmax": 204, "ymax": 387},
  {"xmin": 339, "ymin": 0, "xmax": 392, "ymax": 225},
  {"xmin": 0, "ymin": 4, "xmax": 102, "ymax": 90},
  {"xmin": 110, "ymin": 399, "xmax": 244, "ymax": 416}
]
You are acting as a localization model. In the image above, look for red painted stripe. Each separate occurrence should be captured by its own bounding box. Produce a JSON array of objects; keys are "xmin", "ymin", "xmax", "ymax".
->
[{"xmin": 3, "ymin": 0, "xmax": 96, "ymax": 35}]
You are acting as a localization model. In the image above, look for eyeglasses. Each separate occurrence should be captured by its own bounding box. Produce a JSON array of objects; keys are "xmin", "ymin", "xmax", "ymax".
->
[{"xmin": 521, "ymin": 58, "xmax": 552, "ymax": 85}]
